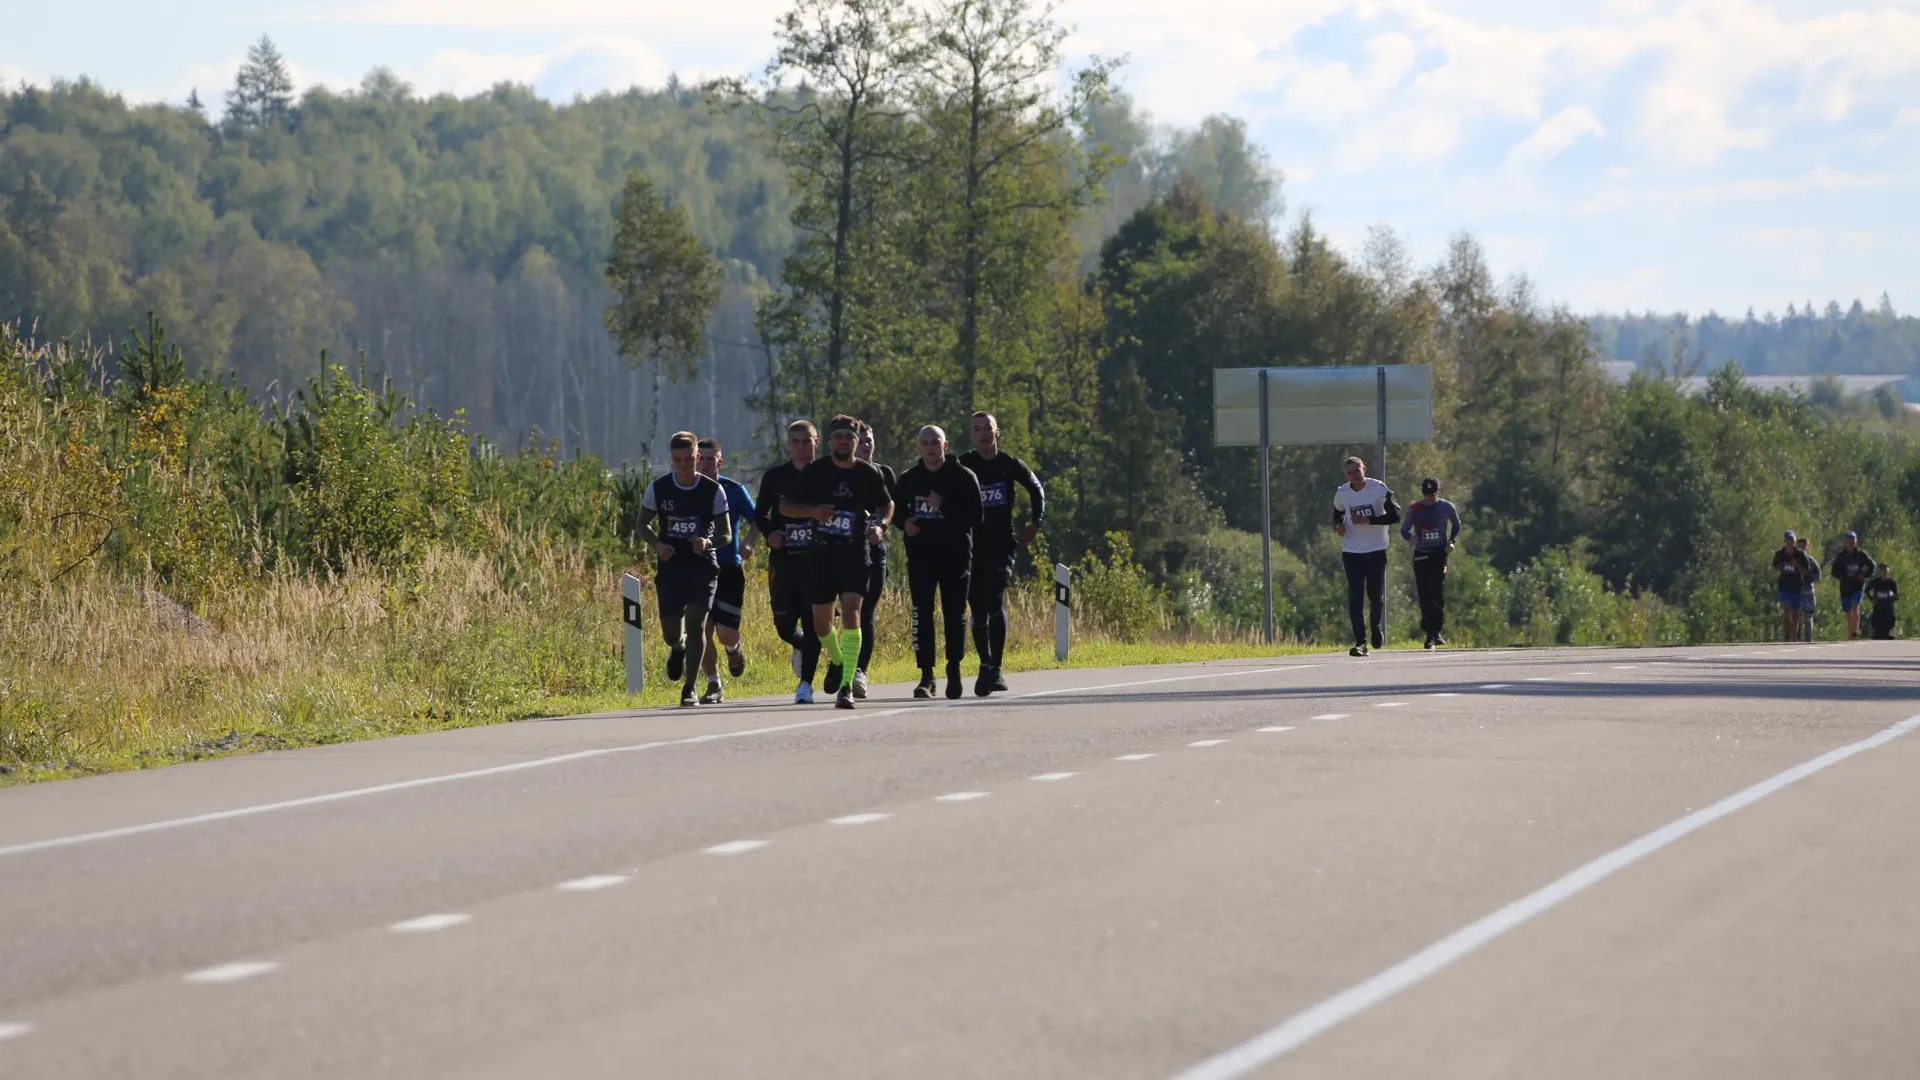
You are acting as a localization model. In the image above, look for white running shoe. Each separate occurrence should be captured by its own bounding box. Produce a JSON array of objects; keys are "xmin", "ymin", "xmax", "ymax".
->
[
  {"xmin": 794, "ymin": 681, "xmax": 814, "ymax": 705},
  {"xmin": 790, "ymin": 647, "xmax": 803, "ymax": 679},
  {"xmin": 851, "ymin": 669, "xmax": 869, "ymax": 699}
]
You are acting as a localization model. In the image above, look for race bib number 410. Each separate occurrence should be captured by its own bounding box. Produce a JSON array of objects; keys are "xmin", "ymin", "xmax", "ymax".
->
[{"xmin": 1349, "ymin": 505, "xmax": 1377, "ymax": 524}]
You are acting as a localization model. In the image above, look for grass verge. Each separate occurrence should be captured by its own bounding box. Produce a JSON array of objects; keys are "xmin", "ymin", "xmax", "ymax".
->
[{"xmin": 0, "ymin": 549, "xmax": 1318, "ymax": 786}]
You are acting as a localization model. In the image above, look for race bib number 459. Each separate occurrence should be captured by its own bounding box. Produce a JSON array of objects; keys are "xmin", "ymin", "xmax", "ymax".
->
[{"xmin": 666, "ymin": 517, "xmax": 701, "ymax": 539}]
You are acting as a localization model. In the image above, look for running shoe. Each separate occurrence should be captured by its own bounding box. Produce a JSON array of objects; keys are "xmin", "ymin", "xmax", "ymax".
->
[
  {"xmin": 1349, "ymin": 644, "xmax": 1368, "ymax": 657},
  {"xmin": 727, "ymin": 647, "xmax": 746, "ymax": 678},
  {"xmin": 1371, "ymin": 628, "xmax": 1384, "ymax": 650},
  {"xmin": 700, "ymin": 681, "xmax": 724, "ymax": 705},
  {"xmin": 946, "ymin": 662, "xmax": 964, "ymax": 700},
  {"xmin": 836, "ymin": 687, "xmax": 855, "ymax": 710},
  {"xmin": 914, "ymin": 670, "xmax": 935, "ymax": 699},
  {"xmin": 667, "ymin": 646, "xmax": 686, "ymax": 682},
  {"xmin": 851, "ymin": 670, "xmax": 869, "ymax": 699},
  {"xmin": 988, "ymin": 669, "xmax": 1009, "ymax": 693},
  {"xmin": 679, "ymin": 687, "xmax": 698, "ymax": 708},
  {"xmin": 795, "ymin": 681, "xmax": 814, "ymax": 705},
  {"xmin": 974, "ymin": 666, "xmax": 996, "ymax": 698},
  {"xmin": 790, "ymin": 647, "xmax": 802, "ymax": 679},
  {"xmin": 823, "ymin": 663, "xmax": 844, "ymax": 695}
]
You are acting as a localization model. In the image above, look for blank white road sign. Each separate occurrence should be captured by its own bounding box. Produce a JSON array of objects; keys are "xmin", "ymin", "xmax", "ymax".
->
[{"xmin": 1213, "ymin": 366, "xmax": 1433, "ymax": 447}]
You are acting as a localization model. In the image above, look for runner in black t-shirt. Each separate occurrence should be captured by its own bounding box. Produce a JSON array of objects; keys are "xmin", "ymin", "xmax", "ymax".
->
[
  {"xmin": 1827, "ymin": 530, "xmax": 1876, "ymax": 640},
  {"xmin": 850, "ymin": 420, "xmax": 898, "ymax": 700},
  {"xmin": 754, "ymin": 420, "xmax": 825, "ymax": 705},
  {"xmin": 896, "ymin": 424, "xmax": 983, "ymax": 699},
  {"xmin": 1868, "ymin": 563, "xmax": 1899, "ymax": 640},
  {"xmin": 635, "ymin": 431, "xmax": 732, "ymax": 707},
  {"xmin": 958, "ymin": 411, "xmax": 1044, "ymax": 697},
  {"xmin": 1773, "ymin": 531, "xmax": 1813, "ymax": 643},
  {"xmin": 781, "ymin": 414, "xmax": 894, "ymax": 710}
]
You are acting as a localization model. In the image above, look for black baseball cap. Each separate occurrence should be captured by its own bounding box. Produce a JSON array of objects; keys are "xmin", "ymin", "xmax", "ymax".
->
[{"xmin": 1421, "ymin": 477, "xmax": 1439, "ymax": 494}]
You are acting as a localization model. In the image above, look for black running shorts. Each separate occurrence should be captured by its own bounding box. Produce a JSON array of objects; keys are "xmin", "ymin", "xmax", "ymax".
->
[
  {"xmin": 711, "ymin": 563, "xmax": 746, "ymax": 629},
  {"xmin": 809, "ymin": 547, "xmax": 870, "ymax": 606}
]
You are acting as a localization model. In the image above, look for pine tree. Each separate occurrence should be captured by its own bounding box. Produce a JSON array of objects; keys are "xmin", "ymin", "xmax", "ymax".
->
[{"xmin": 225, "ymin": 34, "xmax": 295, "ymax": 133}]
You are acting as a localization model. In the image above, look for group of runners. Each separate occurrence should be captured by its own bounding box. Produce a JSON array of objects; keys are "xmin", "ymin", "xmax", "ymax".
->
[
  {"xmin": 1333, "ymin": 456, "xmax": 1462, "ymax": 656},
  {"xmin": 634, "ymin": 411, "xmax": 1044, "ymax": 709},
  {"xmin": 1772, "ymin": 530, "xmax": 1900, "ymax": 641}
]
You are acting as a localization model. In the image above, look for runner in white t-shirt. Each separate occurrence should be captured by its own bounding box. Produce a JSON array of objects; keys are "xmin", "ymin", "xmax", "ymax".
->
[{"xmin": 1332, "ymin": 455, "xmax": 1400, "ymax": 655}]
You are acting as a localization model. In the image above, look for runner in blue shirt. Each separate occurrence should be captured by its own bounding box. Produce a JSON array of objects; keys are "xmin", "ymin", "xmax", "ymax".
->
[
  {"xmin": 696, "ymin": 437, "xmax": 756, "ymax": 704},
  {"xmin": 1401, "ymin": 476, "xmax": 1461, "ymax": 649}
]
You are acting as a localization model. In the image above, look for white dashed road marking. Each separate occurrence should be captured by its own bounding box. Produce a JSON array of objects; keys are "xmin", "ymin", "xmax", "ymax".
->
[
  {"xmin": 830, "ymin": 813, "xmax": 892, "ymax": 826},
  {"xmin": 1, "ymin": 666, "xmax": 1326, "ymax": 861},
  {"xmin": 184, "ymin": 961, "xmax": 279, "ymax": 985},
  {"xmin": 1188, "ymin": 740, "xmax": 1228, "ymax": 748},
  {"xmin": 556, "ymin": 874, "xmax": 629, "ymax": 892},
  {"xmin": 1429, "ymin": 693, "xmax": 1461, "ymax": 698},
  {"xmin": 1310, "ymin": 713, "xmax": 1349, "ymax": 721},
  {"xmin": 0, "ymin": 1022, "xmax": 34, "ymax": 1042},
  {"xmin": 1115, "ymin": 753, "xmax": 1157, "ymax": 762},
  {"xmin": 1568, "ymin": 671, "xmax": 1596, "ymax": 676},
  {"xmin": 1374, "ymin": 702, "xmax": 1408, "ymax": 709},
  {"xmin": 1524, "ymin": 677, "xmax": 1556, "ymax": 682},
  {"xmin": 935, "ymin": 792, "xmax": 990, "ymax": 802},
  {"xmin": 1165, "ymin": 711, "xmax": 1920, "ymax": 1080},
  {"xmin": 1030, "ymin": 772, "xmax": 1079, "ymax": 782},
  {"xmin": 1478, "ymin": 684, "xmax": 1512, "ymax": 690},
  {"xmin": 1258, "ymin": 726, "xmax": 1296, "ymax": 734},
  {"xmin": 703, "ymin": 840, "xmax": 768, "ymax": 855},
  {"xmin": 1611, "ymin": 665, "xmax": 1640, "ymax": 670},
  {"xmin": 390, "ymin": 913, "xmax": 471, "ymax": 934}
]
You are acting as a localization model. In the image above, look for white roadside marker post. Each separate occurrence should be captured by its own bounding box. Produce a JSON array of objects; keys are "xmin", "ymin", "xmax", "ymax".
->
[
  {"xmin": 621, "ymin": 572, "xmax": 645, "ymax": 693},
  {"xmin": 1054, "ymin": 562, "xmax": 1071, "ymax": 662}
]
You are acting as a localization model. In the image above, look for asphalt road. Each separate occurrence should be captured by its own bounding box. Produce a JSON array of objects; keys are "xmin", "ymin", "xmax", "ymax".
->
[{"xmin": 4, "ymin": 641, "xmax": 1920, "ymax": 1079}]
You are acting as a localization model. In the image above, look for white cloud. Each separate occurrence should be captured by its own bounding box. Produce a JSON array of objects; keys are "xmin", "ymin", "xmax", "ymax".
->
[
  {"xmin": 1896, "ymin": 106, "xmax": 1920, "ymax": 128},
  {"xmin": 1577, "ymin": 165, "xmax": 1898, "ymax": 216},
  {"xmin": 0, "ymin": 63, "xmax": 41, "ymax": 88},
  {"xmin": 410, "ymin": 37, "xmax": 673, "ymax": 98},
  {"xmin": 1504, "ymin": 105, "xmax": 1606, "ymax": 170}
]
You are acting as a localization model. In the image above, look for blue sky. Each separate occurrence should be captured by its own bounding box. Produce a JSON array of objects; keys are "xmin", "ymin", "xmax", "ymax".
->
[{"xmin": 7, "ymin": 0, "xmax": 1918, "ymax": 317}]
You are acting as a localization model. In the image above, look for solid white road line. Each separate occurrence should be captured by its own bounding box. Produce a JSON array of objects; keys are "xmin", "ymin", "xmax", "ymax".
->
[
  {"xmin": 1165, "ymin": 711, "xmax": 1920, "ymax": 1080},
  {"xmin": 390, "ymin": 913, "xmax": 471, "ymax": 934},
  {"xmin": 1030, "ymin": 772, "xmax": 1079, "ymax": 782},
  {"xmin": 1115, "ymin": 754, "xmax": 1157, "ymax": 762},
  {"xmin": 935, "ymin": 792, "xmax": 990, "ymax": 802},
  {"xmin": 0, "ymin": 1022, "xmax": 34, "ymax": 1042},
  {"xmin": 1257, "ymin": 726, "xmax": 1296, "ymax": 734},
  {"xmin": 703, "ymin": 840, "xmax": 768, "ymax": 855},
  {"xmin": 1310, "ymin": 713, "xmax": 1349, "ymax": 721},
  {"xmin": 830, "ymin": 813, "xmax": 892, "ymax": 826},
  {"xmin": 184, "ymin": 961, "xmax": 279, "ymax": 985},
  {"xmin": 1188, "ymin": 740, "xmax": 1228, "ymax": 748},
  {"xmin": 556, "ymin": 874, "xmax": 629, "ymax": 892},
  {"xmin": 2, "ymin": 666, "xmax": 1328, "ymax": 861}
]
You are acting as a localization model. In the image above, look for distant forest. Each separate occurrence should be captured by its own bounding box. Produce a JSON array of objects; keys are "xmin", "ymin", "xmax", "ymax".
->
[
  {"xmin": 0, "ymin": 48, "xmax": 1275, "ymax": 468},
  {"xmin": 1590, "ymin": 298, "xmax": 1920, "ymax": 380}
]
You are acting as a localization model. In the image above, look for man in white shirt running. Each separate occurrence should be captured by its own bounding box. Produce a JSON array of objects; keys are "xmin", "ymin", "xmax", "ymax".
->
[{"xmin": 1332, "ymin": 455, "xmax": 1401, "ymax": 656}]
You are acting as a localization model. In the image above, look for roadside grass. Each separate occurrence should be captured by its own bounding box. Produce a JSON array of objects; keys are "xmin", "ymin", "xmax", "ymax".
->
[{"xmin": 0, "ymin": 548, "xmax": 1319, "ymax": 786}]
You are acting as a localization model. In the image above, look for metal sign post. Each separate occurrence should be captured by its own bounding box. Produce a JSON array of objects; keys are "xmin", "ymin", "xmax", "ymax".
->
[
  {"xmin": 1259, "ymin": 369, "xmax": 1273, "ymax": 645},
  {"xmin": 1214, "ymin": 365, "xmax": 1434, "ymax": 646},
  {"xmin": 621, "ymin": 572, "xmax": 645, "ymax": 693},
  {"xmin": 1053, "ymin": 563, "xmax": 1071, "ymax": 662}
]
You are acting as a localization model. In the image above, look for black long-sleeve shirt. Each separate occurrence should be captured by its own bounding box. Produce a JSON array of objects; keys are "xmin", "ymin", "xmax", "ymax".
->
[
  {"xmin": 894, "ymin": 455, "xmax": 983, "ymax": 557},
  {"xmin": 958, "ymin": 448, "xmax": 1044, "ymax": 554}
]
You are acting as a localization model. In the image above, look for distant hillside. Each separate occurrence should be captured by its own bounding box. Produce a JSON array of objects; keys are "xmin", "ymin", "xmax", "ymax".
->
[
  {"xmin": 0, "ymin": 64, "xmax": 1270, "ymax": 468},
  {"xmin": 1589, "ymin": 298, "xmax": 1920, "ymax": 381}
]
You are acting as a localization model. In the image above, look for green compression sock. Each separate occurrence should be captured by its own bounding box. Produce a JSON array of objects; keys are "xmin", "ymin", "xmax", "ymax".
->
[
  {"xmin": 840, "ymin": 627, "xmax": 863, "ymax": 672},
  {"xmin": 820, "ymin": 626, "xmax": 846, "ymax": 668}
]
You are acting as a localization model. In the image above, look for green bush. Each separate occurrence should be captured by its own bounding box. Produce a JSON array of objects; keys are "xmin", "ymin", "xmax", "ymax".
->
[{"xmin": 1074, "ymin": 531, "xmax": 1166, "ymax": 643}]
